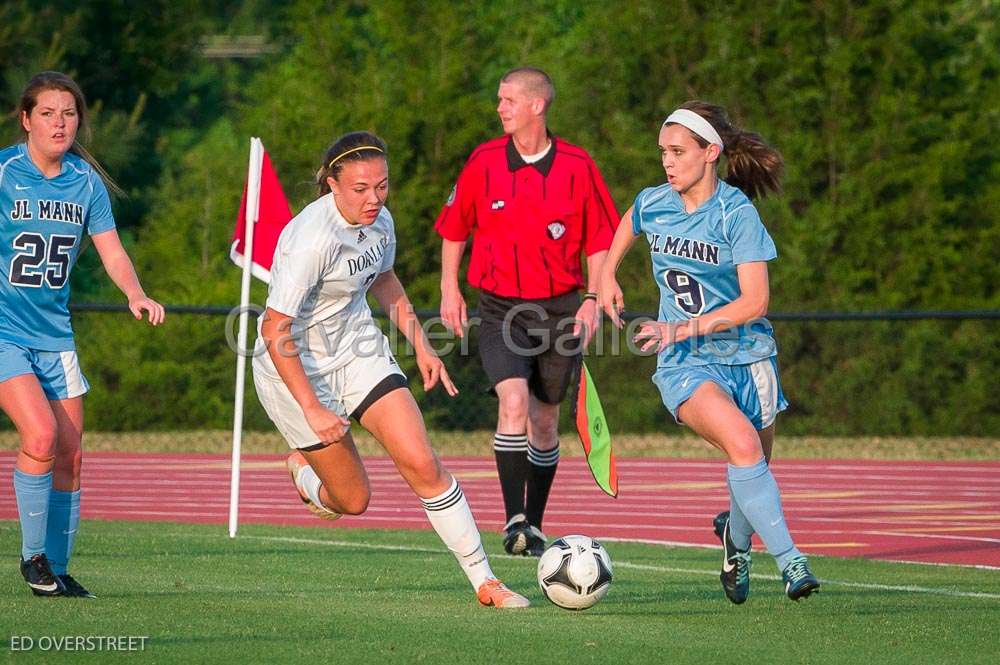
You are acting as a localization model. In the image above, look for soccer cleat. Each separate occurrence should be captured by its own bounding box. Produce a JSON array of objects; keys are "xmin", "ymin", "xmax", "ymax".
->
[
  {"xmin": 58, "ymin": 574, "xmax": 96, "ymax": 599},
  {"xmin": 20, "ymin": 554, "xmax": 63, "ymax": 597},
  {"xmin": 524, "ymin": 525, "xmax": 547, "ymax": 557},
  {"xmin": 286, "ymin": 452, "xmax": 341, "ymax": 521},
  {"xmin": 782, "ymin": 556, "xmax": 820, "ymax": 601},
  {"xmin": 477, "ymin": 578, "xmax": 530, "ymax": 608},
  {"xmin": 719, "ymin": 517, "xmax": 752, "ymax": 604},
  {"xmin": 502, "ymin": 514, "xmax": 530, "ymax": 555},
  {"xmin": 713, "ymin": 510, "xmax": 730, "ymax": 543}
]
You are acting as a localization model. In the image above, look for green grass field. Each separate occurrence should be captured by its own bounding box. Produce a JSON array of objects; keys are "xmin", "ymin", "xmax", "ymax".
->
[{"xmin": 2, "ymin": 520, "xmax": 997, "ymax": 664}]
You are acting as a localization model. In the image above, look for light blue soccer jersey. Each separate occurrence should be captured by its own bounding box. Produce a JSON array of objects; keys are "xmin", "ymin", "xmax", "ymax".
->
[
  {"xmin": 0, "ymin": 143, "xmax": 115, "ymax": 351},
  {"xmin": 631, "ymin": 180, "xmax": 777, "ymax": 367}
]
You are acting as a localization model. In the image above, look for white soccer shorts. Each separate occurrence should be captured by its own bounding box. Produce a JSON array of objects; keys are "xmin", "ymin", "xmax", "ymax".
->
[{"xmin": 254, "ymin": 347, "xmax": 406, "ymax": 450}]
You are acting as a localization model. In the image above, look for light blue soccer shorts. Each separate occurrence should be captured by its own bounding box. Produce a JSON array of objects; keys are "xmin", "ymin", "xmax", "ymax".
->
[
  {"xmin": 0, "ymin": 341, "xmax": 90, "ymax": 400},
  {"xmin": 652, "ymin": 356, "xmax": 788, "ymax": 430}
]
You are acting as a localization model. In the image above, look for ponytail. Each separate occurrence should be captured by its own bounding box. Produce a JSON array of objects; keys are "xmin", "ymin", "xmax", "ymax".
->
[{"xmin": 675, "ymin": 101, "xmax": 783, "ymax": 200}]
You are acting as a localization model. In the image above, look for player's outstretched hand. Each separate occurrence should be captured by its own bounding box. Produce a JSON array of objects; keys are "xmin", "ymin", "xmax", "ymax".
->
[
  {"xmin": 129, "ymin": 296, "xmax": 165, "ymax": 326},
  {"xmin": 303, "ymin": 404, "xmax": 351, "ymax": 444},
  {"xmin": 634, "ymin": 321, "xmax": 691, "ymax": 353},
  {"xmin": 417, "ymin": 352, "xmax": 459, "ymax": 397}
]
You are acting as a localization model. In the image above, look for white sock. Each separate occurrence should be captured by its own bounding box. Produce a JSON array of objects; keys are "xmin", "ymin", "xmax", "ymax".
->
[
  {"xmin": 297, "ymin": 464, "xmax": 326, "ymax": 509},
  {"xmin": 421, "ymin": 477, "xmax": 494, "ymax": 590}
]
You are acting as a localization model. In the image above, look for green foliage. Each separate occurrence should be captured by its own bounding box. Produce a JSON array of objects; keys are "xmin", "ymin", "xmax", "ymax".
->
[{"xmin": 3, "ymin": 0, "xmax": 997, "ymax": 435}]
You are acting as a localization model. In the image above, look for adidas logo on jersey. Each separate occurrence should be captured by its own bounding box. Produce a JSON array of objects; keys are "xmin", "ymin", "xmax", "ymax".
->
[{"xmin": 357, "ymin": 229, "xmax": 367, "ymax": 243}]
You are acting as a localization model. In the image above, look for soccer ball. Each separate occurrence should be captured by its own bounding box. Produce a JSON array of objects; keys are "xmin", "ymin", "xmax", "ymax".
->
[{"xmin": 536, "ymin": 535, "xmax": 613, "ymax": 610}]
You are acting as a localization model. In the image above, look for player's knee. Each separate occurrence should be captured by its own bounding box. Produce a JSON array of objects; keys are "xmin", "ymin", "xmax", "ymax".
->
[
  {"xmin": 396, "ymin": 454, "xmax": 443, "ymax": 490},
  {"xmin": 413, "ymin": 459, "xmax": 447, "ymax": 490},
  {"xmin": 340, "ymin": 492, "xmax": 370, "ymax": 516},
  {"xmin": 726, "ymin": 437, "xmax": 764, "ymax": 466},
  {"xmin": 498, "ymin": 391, "xmax": 529, "ymax": 422},
  {"xmin": 532, "ymin": 417, "xmax": 558, "ymax": 443},
  {"xmin": 20, "ymin": 426, "xmax": 58, "ymax": 462},
  {"xmin": 53, "ymin": 446, "xmax": 83, "ymax": 478}
]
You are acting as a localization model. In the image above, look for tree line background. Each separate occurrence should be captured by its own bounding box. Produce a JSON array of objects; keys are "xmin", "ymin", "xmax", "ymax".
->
[{"xmin": 2, "ymin": 0, "xmax": 997, "ymax": 436}]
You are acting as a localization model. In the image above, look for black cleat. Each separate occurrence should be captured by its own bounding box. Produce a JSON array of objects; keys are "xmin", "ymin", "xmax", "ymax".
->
[
  {"xmin": 502, "ymin": 514, "xmax": 530, "ymax": 555},
  {"xmin": 20, "ymin": 554, "xmax": 63, "ymax": 597},
  {"xmin": 783, "ymin": 556, "xmax": 820, "ymax": 600},
  {"xmin": 713, "ymin": 510, "xmax": 730, "ymax": 543},
  {"xmin": 523, "ymin": 525, "xmax": 547, "ymax": 557},
  {"xmin": 58, "ymin": 574, "xmax": 96, "ymax": 599},
  {"xmin": 719, "ymin": 517, "xmax": 752, "ymax": 604}
]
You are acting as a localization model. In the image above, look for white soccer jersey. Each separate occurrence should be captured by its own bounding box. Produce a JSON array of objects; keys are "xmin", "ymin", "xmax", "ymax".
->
[{"xmin": 253, "ymin": 194, "xmax": 396, "ymax": 378}]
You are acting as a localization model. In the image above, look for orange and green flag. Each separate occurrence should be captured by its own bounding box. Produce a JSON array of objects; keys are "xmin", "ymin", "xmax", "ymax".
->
[{"xmin": 574, "ymin": 362, "xmax": 618, "ymax": 497}]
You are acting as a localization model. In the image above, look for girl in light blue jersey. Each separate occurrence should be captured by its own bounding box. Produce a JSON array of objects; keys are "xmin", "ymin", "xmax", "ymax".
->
[
  {"xmin": 599, "ymin": 101, "xmax": 818, "ymax": 603},
  {"xmin": 1, "ymin": 72, "xmax": 164, "ymax": 598}
]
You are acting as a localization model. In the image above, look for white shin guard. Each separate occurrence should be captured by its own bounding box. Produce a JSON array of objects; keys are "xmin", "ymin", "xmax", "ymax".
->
[{"xmin": 421, "ymin": 477, "xmax": 494, "ymax": 590}]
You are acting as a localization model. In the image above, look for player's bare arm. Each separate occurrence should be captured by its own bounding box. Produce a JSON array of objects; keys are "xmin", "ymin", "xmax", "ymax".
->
[
  {"xmin": 91, "ymin": 229, "xmax": 165, "ymax": 325},
  {"xmin": 572, "ymin": 249, "xmax": 607, "ymax": 346},
  {"xmin": 439, "ymin": 238, "xmax": 468, "ymax": 338},
  {"xmin": 371, "ymin": 269, "xmax": 458, "ymax": 396},
  {"xmin": 598, "ymin": 205, "xmax": 639, "ymax": 329}
]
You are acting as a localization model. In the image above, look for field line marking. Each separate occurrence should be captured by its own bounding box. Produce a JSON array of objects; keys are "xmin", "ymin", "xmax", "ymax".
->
[
  {"xmin": 612, "ymin": 561, "xmax": 1000, "ymax": 600},
  {"xmin": 201, "ymin": 533, "xmax": 1000, "ymax": 600}
]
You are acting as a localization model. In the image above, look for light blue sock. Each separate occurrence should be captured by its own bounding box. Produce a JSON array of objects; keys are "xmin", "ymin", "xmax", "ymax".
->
[
  {"xmin": 13, "ymin": 469, "xmax": 53, "ymax": 560},
  {"xmin": 727, "ymin": 476, "xmax": 754, "ymax": 550},
  {"xmin": 728, "ymin": 459, "xmax": 801, "ymax": 572},
  {"xmin": 46, "ymin": 489, "xmax": 81, "ymax": 575}
]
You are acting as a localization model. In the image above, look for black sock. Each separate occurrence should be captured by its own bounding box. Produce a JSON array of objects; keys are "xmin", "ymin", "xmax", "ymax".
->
[
  {"xmin": 525, "ymin": 441, "xmax": 559, "ymax": 530},
  {"xmin": 493, "ymin": 433, "xmax": 529, "ymax": 522}
]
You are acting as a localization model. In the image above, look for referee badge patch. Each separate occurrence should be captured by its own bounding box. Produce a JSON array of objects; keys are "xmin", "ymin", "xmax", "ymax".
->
[{"xmin": 547, "ymin": 221, "xmax": 566, "ymax": 240}]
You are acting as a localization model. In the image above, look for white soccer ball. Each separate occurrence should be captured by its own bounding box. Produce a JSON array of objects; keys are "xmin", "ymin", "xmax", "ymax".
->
[{"xmin": 536, "ymin": 535, "xmax": 613, "ymax": 610}]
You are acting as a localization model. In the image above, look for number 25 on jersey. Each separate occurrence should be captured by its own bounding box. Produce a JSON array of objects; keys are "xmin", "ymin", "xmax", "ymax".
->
[{"xmin": 9, "ymin": 232, "xmax": 77, "ymax": 288}]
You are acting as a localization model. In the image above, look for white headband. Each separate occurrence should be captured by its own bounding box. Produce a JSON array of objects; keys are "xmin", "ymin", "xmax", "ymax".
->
[{"xmin": 663, "ymin": 109, "xmax": 724, "ymax": 149}]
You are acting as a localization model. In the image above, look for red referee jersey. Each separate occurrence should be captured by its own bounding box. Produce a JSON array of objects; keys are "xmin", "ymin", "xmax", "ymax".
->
[{"xmin": 435, "ymin": 135, "xmax": 619, "ymax": 299}]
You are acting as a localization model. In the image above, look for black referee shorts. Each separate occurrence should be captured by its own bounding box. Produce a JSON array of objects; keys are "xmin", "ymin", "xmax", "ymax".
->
[{"xmin": 477, "ymin": 290, "xmax": 583, "ymax": 405}]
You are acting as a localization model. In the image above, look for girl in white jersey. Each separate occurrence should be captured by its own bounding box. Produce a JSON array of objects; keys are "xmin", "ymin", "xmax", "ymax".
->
[
  {"xmin": 598, "ymin": 102, "xmax": 819, "ymax": 603},
  {"xmin": 252, "ymin": 132, "xmax": 529, "ymax": 609},
  {"xmin": 2, "ymin": 72, "xmax": 164, "ymax": 599}
]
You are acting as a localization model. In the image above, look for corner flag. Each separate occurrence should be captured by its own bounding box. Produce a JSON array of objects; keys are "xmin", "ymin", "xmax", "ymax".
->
[
  {"xmin": 574, "ymin": 362, "xmax": 618, "ymax": 497},
  {"xmin": 228, "ymin": 138, "xmax": 292, "ymax": 538},
  {"xmin": 229, "ymin": 147, "xmax": 293, "ymax": 283}
]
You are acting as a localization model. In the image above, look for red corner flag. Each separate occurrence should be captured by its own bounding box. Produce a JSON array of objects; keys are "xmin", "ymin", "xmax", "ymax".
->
[{"xmin": 230, "ymin": 146, "xmax": 292, "ymax": 283}]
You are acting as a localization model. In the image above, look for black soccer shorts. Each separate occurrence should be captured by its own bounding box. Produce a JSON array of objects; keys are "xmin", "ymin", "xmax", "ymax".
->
[{"xmin": 476, "ymin": 290, "xmax": 583, "ymax": 404}]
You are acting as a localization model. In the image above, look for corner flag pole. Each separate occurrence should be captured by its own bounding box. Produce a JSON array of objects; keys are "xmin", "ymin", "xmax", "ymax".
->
[{"xmin": 228, "ymin": 137, "xmax": 263, "ymax": 538}]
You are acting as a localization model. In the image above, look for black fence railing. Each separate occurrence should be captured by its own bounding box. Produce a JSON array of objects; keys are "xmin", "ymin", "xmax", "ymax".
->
[
  {"xmin": 69, "ymin": 303, "xmax": 1000, "ymax": 321},
  {"xmin": 17, "ymin": 304, "xmax": 991, "ymax": 438}
]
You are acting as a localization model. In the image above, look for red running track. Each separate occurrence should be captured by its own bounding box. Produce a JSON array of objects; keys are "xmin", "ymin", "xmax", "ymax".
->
[{"xmin": 1, "ymin": 452, "xmax": 998, "ymax": 568}]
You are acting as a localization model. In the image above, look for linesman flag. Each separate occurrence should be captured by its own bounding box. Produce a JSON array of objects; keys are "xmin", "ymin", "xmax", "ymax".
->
[
  {"xmin": 229, "ymin": 146, "xmax": 293, "ymax": 283},
  {"xmin": 574, "ymin": 362, "xmax": 619, "ymax": 497}
]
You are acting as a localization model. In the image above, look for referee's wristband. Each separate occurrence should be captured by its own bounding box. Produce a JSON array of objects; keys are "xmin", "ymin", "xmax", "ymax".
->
[{"xmin": 582, "ymin": 292, "xmax": 598, "ymax": 301}]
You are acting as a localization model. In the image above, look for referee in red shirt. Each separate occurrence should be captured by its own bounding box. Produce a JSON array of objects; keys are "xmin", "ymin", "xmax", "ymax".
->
[{"xmin": 435, "ymin": 67, "xmax": 619, "ymax": 556}]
